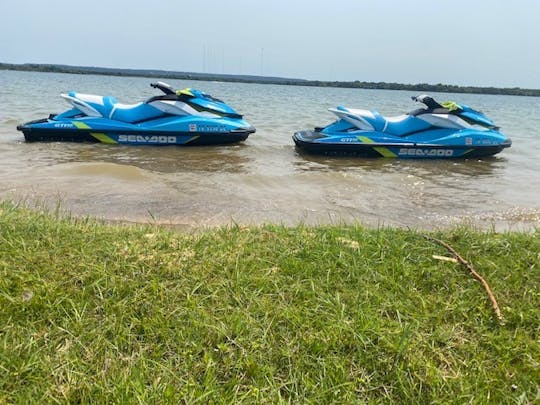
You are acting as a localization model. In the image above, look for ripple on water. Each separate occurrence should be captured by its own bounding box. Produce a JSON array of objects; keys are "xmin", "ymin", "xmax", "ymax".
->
[{"xmin": 0, "ymin": 70, "xmax": 539, "ymax": 230}]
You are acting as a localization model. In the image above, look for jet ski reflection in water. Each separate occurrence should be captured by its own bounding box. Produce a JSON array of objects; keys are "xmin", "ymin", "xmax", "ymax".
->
[
  {"xmin": 17, "ymin": 82, "xmax": 255, "ymax": 146},
  {"xmin": 293, "ymin": 95, "xmax": 511, "ymax": 158}
]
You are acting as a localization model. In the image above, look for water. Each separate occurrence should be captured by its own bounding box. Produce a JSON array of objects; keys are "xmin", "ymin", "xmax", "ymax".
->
[{"xmin": 1, "ymin": 70, "xmax": 539, "ymax": 230}]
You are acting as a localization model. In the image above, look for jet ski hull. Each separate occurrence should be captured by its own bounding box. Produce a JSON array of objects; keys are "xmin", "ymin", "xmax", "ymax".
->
[
  {"xmin": 294, "ymin": 96, "xmax": 512, "ymax": 159},
  {"xmin": 18, "ymin": 117, "xmax": 255, "ymax": 146},
  {"xmin": 293, "ymin": 130, "xmax": 511, "ymax": 159},
  {"xmin": 16, "ymin": 82, "xmax": 256, "ymax": 146}
]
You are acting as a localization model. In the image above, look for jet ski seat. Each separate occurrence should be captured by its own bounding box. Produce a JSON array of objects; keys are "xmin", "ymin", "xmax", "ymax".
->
[
  {"xmin": 108, "ymin": 102, "xmax": 164, "ymax": 123},
  {"xmin": 382, "ymin": 115, "xmax": 431, "ymax": 136},
  {"xmin": 65, "ymin": 92, "xmax": 164, "ymax": 123},
  {"xmin": 336, "ymin": 107, "xmax": 431, "ymax": 136}
]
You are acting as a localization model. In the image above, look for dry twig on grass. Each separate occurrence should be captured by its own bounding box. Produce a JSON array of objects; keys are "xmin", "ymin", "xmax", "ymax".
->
[{"xmin": 425, "ymin": 235, "xmax": 504, "ymax": 322}]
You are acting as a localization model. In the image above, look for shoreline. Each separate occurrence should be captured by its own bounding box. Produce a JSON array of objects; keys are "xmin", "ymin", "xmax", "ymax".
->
[{"xmin": 5, "ymin": 196, "xmax": 540, "ymax": 233}]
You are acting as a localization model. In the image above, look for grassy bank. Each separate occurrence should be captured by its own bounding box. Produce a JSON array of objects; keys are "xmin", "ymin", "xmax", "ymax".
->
[{"xmin": 0, "ymin": 202, "xmax": 538, "ymax": 403}]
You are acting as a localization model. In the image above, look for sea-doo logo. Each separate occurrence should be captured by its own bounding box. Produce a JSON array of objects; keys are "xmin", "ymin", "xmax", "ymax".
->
[
  {"xmin": 118, "ymin": 135, "xmax": 177, "ymax": 144},
  {"xmin": 399, "ymin": 148, "xmax": 454, "ymax": 157}
]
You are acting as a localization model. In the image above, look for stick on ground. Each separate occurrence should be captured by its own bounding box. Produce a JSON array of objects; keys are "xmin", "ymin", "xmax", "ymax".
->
[{"xmin": 425, "ymin": 235, "xmax": 504, "ymax": 322}]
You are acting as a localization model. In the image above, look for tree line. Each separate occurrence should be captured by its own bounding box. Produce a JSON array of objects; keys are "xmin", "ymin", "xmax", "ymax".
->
[{"xmin": 2, "ymin": 62, "xmax": 539, "ymax": 97}]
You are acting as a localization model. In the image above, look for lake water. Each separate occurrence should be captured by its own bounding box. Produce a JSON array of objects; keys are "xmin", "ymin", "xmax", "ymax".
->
[{"xmin": 0, "ymin": 70, "xmax": 539, "ymax": 230}]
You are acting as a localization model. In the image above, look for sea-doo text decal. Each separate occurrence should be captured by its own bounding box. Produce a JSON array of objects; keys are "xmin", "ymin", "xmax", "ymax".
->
[
  {"xmin": 398, "ymin": 148, "xmax": 455, "ymax": 157},
  {"xmin": 118, "ymin": 135, "xmax": 178, "ymax": 144}
]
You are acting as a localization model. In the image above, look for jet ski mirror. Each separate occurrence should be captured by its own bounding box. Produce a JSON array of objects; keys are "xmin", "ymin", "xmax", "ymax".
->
[{"xmin": 150, "ymin": 81, "xmax": 175, "ymax": 95}]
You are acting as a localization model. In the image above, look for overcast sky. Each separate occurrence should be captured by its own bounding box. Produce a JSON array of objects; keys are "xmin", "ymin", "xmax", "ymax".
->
[{"xmin": 1, "ymin": 0, "xmax": 539, "ymax": 88}]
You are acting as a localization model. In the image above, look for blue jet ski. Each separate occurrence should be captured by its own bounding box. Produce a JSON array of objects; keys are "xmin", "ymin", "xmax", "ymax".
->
[
  {"xmin": 17, "ymin": 81, "xmax": 255, "ymax": 145},
  {"xmin": 293, "ymin": 95, "xmax": 511, "ymax": 158}
]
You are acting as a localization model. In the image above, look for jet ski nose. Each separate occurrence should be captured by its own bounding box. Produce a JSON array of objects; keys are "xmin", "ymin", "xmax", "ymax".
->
[{"xmin": 232, "ymin": 125, "xmax": 256, "ymax": 134}]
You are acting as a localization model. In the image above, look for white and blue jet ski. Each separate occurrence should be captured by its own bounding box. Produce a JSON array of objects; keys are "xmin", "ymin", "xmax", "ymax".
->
[
  {"xmin": 17, "ymin": 82, "xmax": 255, "ymax": 146},
  {"xmin": 293, "ymin": 95, "xmax": 511, "ymax": 158}
]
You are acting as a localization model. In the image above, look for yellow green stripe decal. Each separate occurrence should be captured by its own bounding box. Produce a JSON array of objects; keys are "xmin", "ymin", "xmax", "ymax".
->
[
  {"xmin": 90, "ymin": 133, "xmax": 117, "ymax": 144},
  {"xmin": 72, "ymin": 122, "xmax": 117, "ymax": 144},
  {"xmin": 357, "ymin": 136, "xmax": 397, "ymax": 158},
  {"xmin": 373, "ymin": 147, "xmax": 397, "ymax": 158},
  {"xmin": 185, "ymin": 135, "xmax": 200, "ymax": 144},
  {"xmin": 72, "ymin": 121, "xmax": 91, "ymax": 129}
]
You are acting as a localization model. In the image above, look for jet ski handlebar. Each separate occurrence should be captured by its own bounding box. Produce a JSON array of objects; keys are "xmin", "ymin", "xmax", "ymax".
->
[
  {"xmin": 150, "ymin": 81, "xmax": 176, "ymax": 95},
  {"xmin": 411, "ymin": 95, "xmax": 443, "ymax": 110}
]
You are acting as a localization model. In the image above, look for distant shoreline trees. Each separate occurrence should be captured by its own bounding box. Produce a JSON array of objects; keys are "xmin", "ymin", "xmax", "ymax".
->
[{"xmin": 1, "ymin": 62, "xmax": 539, "ymax": 97}]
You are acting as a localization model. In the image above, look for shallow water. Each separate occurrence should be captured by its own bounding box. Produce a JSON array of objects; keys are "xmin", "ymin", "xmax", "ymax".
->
[{"xmin": 1, "ymin": 70, "xmax": 539, "ymax": 230}]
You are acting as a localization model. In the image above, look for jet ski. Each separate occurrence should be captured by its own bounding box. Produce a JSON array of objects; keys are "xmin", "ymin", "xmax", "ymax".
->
[
  {"xmin": 17, "ymin": 81, "xmax": 255, "ymax": 145},
  {"xmin": 293, "ymin": 95, "xmax": 511, "ymax": 158}
]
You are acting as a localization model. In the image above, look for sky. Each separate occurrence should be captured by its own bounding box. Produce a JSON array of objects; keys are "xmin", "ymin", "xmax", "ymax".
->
[{"xmin": 1, "ymin": 0, "xmax": 539, "ymax": 88}]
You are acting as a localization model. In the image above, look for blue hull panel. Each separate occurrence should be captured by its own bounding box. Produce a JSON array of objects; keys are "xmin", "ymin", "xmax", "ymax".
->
[
  {"xmin": 18, "ymin": 118, "xmax": 255, "ymax": 146},
  {"xmin": 293, "ymin": 131, "xmax": 510, "ymax": 159}
]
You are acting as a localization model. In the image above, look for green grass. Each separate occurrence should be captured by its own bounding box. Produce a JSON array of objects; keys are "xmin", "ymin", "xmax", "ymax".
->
[{"xmin": 0, "ymin": 201, "xmax": 538, "ymax": 403}]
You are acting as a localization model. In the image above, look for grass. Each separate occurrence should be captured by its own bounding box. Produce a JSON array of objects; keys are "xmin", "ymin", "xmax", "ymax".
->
[{"xmin": 0, "ymin": 201, "xmax": 538, "ymax": 403}]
